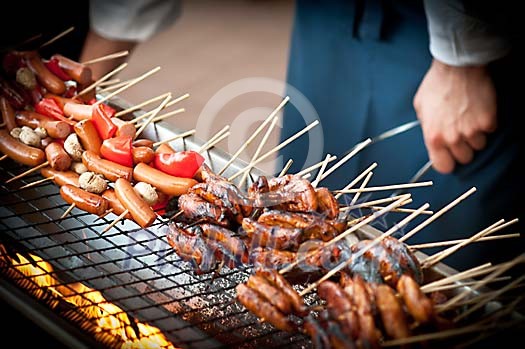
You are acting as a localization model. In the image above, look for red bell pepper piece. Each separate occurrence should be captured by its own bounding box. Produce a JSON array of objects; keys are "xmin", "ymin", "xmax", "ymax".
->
[
  {"xmin": 86, "ymin": 99, "xmax": 115, "ymax": 116},
  {"xmin": 44, "ymin": 58, "xmax": 72, "ymax": 81},
  {"xmin": 100, "ymin": 135, "xmax": 133, "ymax": 167},
  {"xmin": 91, "ymin": 103, "xmax": 117, "ymax": 140},
  {"xmin": 153, "ymin": 151, "xmax": 205, "ymax": 178},
  {"xmin": 34, "ymin": 98, "xmax": 75, "ymax": 125}
]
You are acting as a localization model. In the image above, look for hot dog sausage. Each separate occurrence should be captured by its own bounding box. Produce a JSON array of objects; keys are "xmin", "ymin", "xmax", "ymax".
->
[
  {"xmin": 1, "ymin": 96, "xmax": 17, "ymax": 131},
  {"xmin": 133, "ymin": 139, "xmax": 154, "ymax": 148},
  {"xmin": 44, "ymin": 93, "xmax": 81, "ymax": 110},
  {"xmin": 82, "ymin": 150, "xmax": 133, "ymax": 182},
  {"xmin": 133, "ymin": 163, "xmax": 197, "ymax": 196},
  {"xmin": 132, "ymin": 146, "xmax": 154, "ymax": 164},
  {"xmin": 15, "ymin": 111, "xmax": 71, "ymax": 139},
  {"xmin": 45, "ymin": 142, "xmax": 71, "ymax": 171},
  {"xmin": 63, "ymin": 102, "xmax": 93, "ymax": 121},
  {"xmin": 114, "ymin": 178, "xmax": 157, "ymax": 228},
  {"xmin": 25, "ymin": 53, "xmax": 66, "ymax": 95},
  {"xmin": 74, "ymin": 119, "xmax": 102, "ymax": 155},
  {"xmin": 40, "ymin": 167, "xmax": 79, "ymax": 187},
  {"xmin": 101, "ymin": 189, "xmax": 132, "ymax": 219},
  {"xmin": 60, "ymin": 184, "xmax": 108, "ymax": 216},
  {"xmin": 0, "ymin": 129, "xmax": 46, "ymax": 166},
  {"xmin": 111, "ymin": 118, "xmax": 136, "ymax": 138},
  {"xmin": 154, "ymin": 143, "xmax": 176, "ymax": 154},
  {"xmin": 50, "ymin": 54, "xmax": 92, "ymax": 85}
]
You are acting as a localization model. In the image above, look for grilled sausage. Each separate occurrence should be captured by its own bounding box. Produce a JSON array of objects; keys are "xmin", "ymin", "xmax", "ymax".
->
[
  {"xmin": 63, "ymin": 102, "xmax": 93, "ymax": 121},
  {"xmin": 60, "ymin": 184, "xmax": 108, "ymax": 216},
  {"xmin": 236, "ymin": 283, "xmax": 296, "ymax": 332},
  {"xmin": 397, "ymin": 275, "xmax": 434, "ymax": 325},
  {"xmin": 74, "ymin": 119, "xmax": 102, "ymax": 155},
  {"xmin": 132, "ymin": 146, "xmax": 154, "ymax": 164},
  {"xmin": 0, "ymin": 129, "xmax": 46, "ymax": 166},
  {"xmin": 375, "ymin": 284, "xmax": 411, "ymax": 339},
  {"xmin": 112, "ymin": 117, "xmax": 136, "ymax": 138},
  {"xmin": 82, "ymin": 150, "xmax": 133, "ymax": 182},
  {"xmin": 15, "ymin": 110, "xmax": 71, "ymax": 139},
  {"xmin": 41, "ymin": 167, "xmax": 79, "ymax": 187},
  {"xmin": 114, "ymin": 178, "xmax": 157, "ymax": 228},
  {"xmin": 256, "ymin": 269, "xmax": 308, "ymax": 316},
  {"xmin": 133, "ymin": 163, "xmax": 197, "ymax": 197},
  {"xmin": 133, "ymin": 139, "xmax": 154, "ymax": 148},
  {"xmin": 45, "ymin": 142, "xmax": 71, "ymax": 171},
  {"xmin": 25, "ymin": 53, "xmax": 66, "ymax": 95},
  {"xmin": 1, "ymin": 96, "xmax": 17, "ymax": 131},
  {"xmin": 101, "ymin": 189, "xmax": 132, "ymax": 219},
  {"xmin": 50, "ymin": 54, "xmax": 92, "ymax": 85}
]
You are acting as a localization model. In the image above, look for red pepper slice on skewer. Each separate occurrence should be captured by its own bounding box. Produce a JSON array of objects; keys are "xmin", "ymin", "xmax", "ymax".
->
[
  {"xmin": 44, "ymin": 58, "xmax": 72, "ymax": 81},
  {"xmin": 34, "ymin": 97, "xmax": 75, "ymax": 125},
  {"xmin": 153, "ymin": 151, "xmax": 205, "ymax": 178},
  {"xmin": 100, "ymin": 135, "xmax": 134, "ymax": 167},
  {"xmin": 91, "ymin": 103, "xmax": 117, "ymax": 140}
]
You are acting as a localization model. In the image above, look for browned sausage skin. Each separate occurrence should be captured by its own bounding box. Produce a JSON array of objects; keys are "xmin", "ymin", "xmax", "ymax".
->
[
  {"xmin": 25, "ymin": 52, "xmax": 66, "ymax": 95},
  {"xmin": 0, "ymin": 129, "xmax": 46, "ymax": 167},
  {"xmin": 101, "ymin": 189, "xmax": 132, "ymax": 219},
  {"xmin": 60, "ymin": 184, "xmax": 108, "ymax": 216},
  {"xmin": 74, "ymin": 119, "xmax": 102, "ymax": 155},
  {"xmin": 133, "ymin": 163, "xmax": 197, "ymax": 197},
  {"xmin": 50, "ymin": 54, "xmax": 92, "ymax": 85},
  {"xmin": 132, "ymin": 146, "xmax": 154, "ymax": 164},
  {"xmin": 45, "ymin": 142, "xmax": 71, "ymax": 171},
  {"xmin": 1, "ymin": 96, "xmax": 17, "ymax": 131},
  {"xmin": 15, "ymin": 111, "xmax": 71, "ymax": 139},
  {"xmin": 40, "ymin": 167, "xmax": 79, "ymax": 187},
  {"xmin": 82, "ymin": 150, "xmax": 133, "ymax": 182},
  {"xmin": 114, "ymin": 178, "xmax": 157, "ymax": 228}
]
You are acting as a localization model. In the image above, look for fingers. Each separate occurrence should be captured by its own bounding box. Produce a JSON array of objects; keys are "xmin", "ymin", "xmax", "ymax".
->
[
  {"xmin": 465, "ymin": 132, "xmax": 487, "ymax": 151},
  {"xmin": 428, "ymin": 145, "xmax": 455, "ymax": 174}
]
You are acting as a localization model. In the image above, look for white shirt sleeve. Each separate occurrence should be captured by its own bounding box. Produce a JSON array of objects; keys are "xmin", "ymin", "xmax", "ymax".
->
[
  {"xmin": 90, "ymin": 0, "xmax": 182, "ymax": 42},
  {"xmin": 423, "ymin": 0, "xmax": 511, "ymax": 66}
]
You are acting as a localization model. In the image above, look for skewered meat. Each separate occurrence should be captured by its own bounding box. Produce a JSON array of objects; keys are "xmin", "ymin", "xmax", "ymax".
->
[
  {"xmin": 382, "ymin": 236, "xmax": 423, "ymax": 284},
  {"xmin": 315, "ymin": 187, "xmax": 339, "ymax": 219},
  {"xmin": 317, "ymin": 281, "xmax": 360, "ymax": 340},
  {"xmin": 246, "ymin": 274, "xmax": 292, "ymax": 314},
  {"xmin": 374, "ymin": 284, "xmax": 411, "ymax": 339},
  {"xmin": 236, "ymin": 283, "xmax": 296, "ymax": 332},
  {"xmin": 178, "ymin": 193, "xmax": 230, "ymax": 227},
  {"xmin": 397, "ymin": 274, "xmax": 434, "ymax": 325},
  {"xmin": 190, "ymin": 181, "xmax": 244, "ymax": 224},
  {"xmin": 241, "ymin": 218, "xmax": 302, "ymax": 250},
  {"xmin": 166, "ymin": 223, "xmax": 218, "ymax": 274},
  {"xmin": 268, "ymin": 174, "xmax": 318, "ymax": 212},
  {"xmin": 326, "ymin": 318, "xmax": 357, "ymax": 349},
  {"xmin": 255, "ymin": 268, "xmax": 308, "ymax": 316},
  {"xmin": 250, "ymin": 247, "xmax": 297, "ymax": 270},
  {"xmin": 196, "ymin": 223, "xmax": 249, "ymax": 266},
  {"xmin": 303, "ymin": 316, "xmax": 331, "ymax": 349}
]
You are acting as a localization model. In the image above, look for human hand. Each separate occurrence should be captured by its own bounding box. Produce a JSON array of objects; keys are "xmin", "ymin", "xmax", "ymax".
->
[{"xmin": 413, "ymin": 59, "xmax": 497, "ymax": 174}]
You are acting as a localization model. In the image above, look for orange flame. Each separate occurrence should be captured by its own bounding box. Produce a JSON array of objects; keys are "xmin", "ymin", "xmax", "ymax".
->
[{"xmin": 1, "ymin": 248, "xmax": 179, "ymax": 349}]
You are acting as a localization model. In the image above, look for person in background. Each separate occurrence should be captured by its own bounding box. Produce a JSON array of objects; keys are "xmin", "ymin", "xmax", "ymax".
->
[{"xmin": 278, "ymin": 0, "xmax": 523, "ymax": 271}]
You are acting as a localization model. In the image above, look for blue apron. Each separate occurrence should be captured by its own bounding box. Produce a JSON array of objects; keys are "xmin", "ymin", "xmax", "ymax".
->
[{"xmin": 279, "ymin": 0, "xmax": 524, "ymax": 270}]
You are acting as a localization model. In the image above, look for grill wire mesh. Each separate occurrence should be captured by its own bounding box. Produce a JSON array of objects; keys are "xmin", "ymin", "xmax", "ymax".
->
[{"xmin": 0, "ymin": 152, "xmax": 313, "ymax": 349}]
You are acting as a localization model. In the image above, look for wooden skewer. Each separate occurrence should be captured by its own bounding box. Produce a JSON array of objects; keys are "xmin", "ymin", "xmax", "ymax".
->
[
  {"xmin": 278, "ymin": 159, "xmax": 294, "ymax": 177},
  {"xmin": 93, "ymin": 208, "xmax": 114, "ymax": 222},
  {"xmin": 39, "ymin": 26, "xmax": 75, "ymax": 48},
  {"xmin": 339, "ymin": 194, "xmax": 409, "ymax": 212},
  {"xmin": 19, "ymin": 176, "xmax": 55, "ymax": 189},
  {"xmin": 318, "ymin": 138, "xmax": 372, "ymax": 183},
  {"xmin": 299, "ymin": 202, "xmax": 431, "ymax": 296},
  {"xmin": 335, "ymin": 181, "xmax": 433, "ymax": 194},
  {"xmin": 454, "ymin": 274, "xmax": 525, "ymax": 322},
  {"xmin": 6, "ymin": 161, "xmax": 49, "ymax": 184},
  {"xmin": 82, "ymin": 50, "xmax": 130, "ymax": 65},
  {"xmin": 96, "ymin": 78, "xmax": 121, "ymax": 87},
  {"xmin": 15, "ymin": 33, "xmax": 43, "ymax": 48},
  {"xmin": 60, "ymin": 203, "xmax": 76, "ymax": 219},
  {"xmin": 239, "ymin": 116, "xmax": 279, "ymax": 188},
  {"xmin": 425, "ymin": 276, "xmax": 512, "ymax": 293},
  {"xmin": 229, "ymin": 120, "xmax": 320, "ymax": 181},
  {"xmin": 76, "ymin": 63, "xmax": 128, "ymax": 97},
  {"xmin": 279, "ymin": 194, "xmax": 410, "ymax": 274},
  {"xmin": 295, "ymin": 155, "xmax": 337, "ymax": 178},
  {"xmin": 128, "ymin": 94, "xmax": 189, "ymax": 124},
  {"xmin": 102, "ymin": 209, "xmax": 129, "ymax": 234},
  {"xmin": 311, "ymin": 153, "xmax": 333, "ymax": 188},
  {"xmin": 410, "ymin": 233, "xmax": 520, "ymax": 250},
  {"xmin": 369, "ymin": 206, "xmax": 433, "ymax": 215},
  {"xmin": 398, "ymin": 187, "xmax": 477, "ymax": 243},
  {"xmin": 437, "ymin": 255, "xmax": 525, "ymax": 313},
  {"xmin": 115, "ymin": 92, "xmax": 171, "ymax": 118},
  {"xmin": 94, "ymin": 66, "xmax": 161, "ymax": 106},
  {"xmin": 198, "ymin": 131, "xmax": 230, "ymax": 154},
  {"xmin": 422, "ymin": 219, "xmax": 517, "ymax": 268},
  {"xmin": 97, "ymin": 78, "xmax": 133, "ymax": 93},
  {"xmin": 218, "ymin": 96, "xmax": 290, "ymax": 176},
  {"xmin": 134, "ymin": 94, "xmax": 172, "ymax": 140},
  {"xmin": 350, "ymin": 171, "xmax": 374, "ymax": 206},
  {"xmin": 133, "ymin": 108, "xmax": 185, "ymax": 127},
  {"xmin": 0, "ymin": 154, "xmax": 8, "ymax": 161},
  {"xmin": 420, "ymin": 263, "xmax": 493, "ymax": 292},
  {"xmin": 152, "ymin": 129, "xmax": 196, "ymax": 148},
  {"xmin": 197, "ymin": 125, "xmax": 230, "ymax": 153},
  {"xmin": 302, "ymin": 173, "xmax": 311, "ymax": 179},
  {"xmin": 334, "ymin": 163, "xmax": 378, "ymax": 200}
]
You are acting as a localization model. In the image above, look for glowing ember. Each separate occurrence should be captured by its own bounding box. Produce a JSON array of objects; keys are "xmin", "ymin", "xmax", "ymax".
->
[{"xmin": 1, "ymin": 247, "xmax": 179, "ymax": 349}]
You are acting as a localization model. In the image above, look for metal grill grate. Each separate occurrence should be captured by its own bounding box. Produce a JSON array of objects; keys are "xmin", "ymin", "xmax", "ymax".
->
[{"xmin": 0, "ymin": 117, "xmax": 314, "ymax": 349}]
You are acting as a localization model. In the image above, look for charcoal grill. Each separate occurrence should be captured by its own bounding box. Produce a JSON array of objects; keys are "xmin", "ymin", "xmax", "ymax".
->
[{"xmin": 0, "ymin": 97, "xmax": 521, "ymax": 349}]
